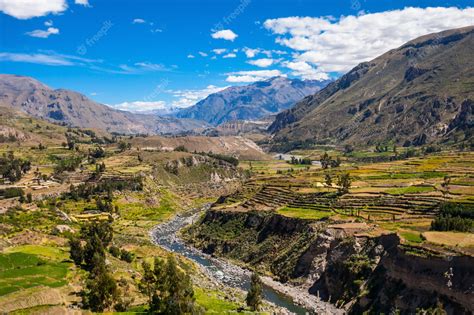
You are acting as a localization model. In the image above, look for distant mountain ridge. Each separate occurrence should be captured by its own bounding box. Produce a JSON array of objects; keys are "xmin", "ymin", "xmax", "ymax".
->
[
  {"xmin": 269, "ymin": 26, "xmax": 474, "ymax": 149},
  {"xmin": 173, "ymin": 77, "xmax": 331, "ymax": 125},
  {"xmin": 0, "ymin": 74, "xmax": 207, "ymax": 134}
]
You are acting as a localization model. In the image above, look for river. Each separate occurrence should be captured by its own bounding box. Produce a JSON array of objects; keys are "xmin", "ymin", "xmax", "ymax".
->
[{"xmin": 149, "ymin": 206, "xmax": 309, "ymax": 314}]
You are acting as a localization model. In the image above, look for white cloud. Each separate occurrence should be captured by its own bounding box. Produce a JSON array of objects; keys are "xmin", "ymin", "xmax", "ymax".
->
[
  {"xmin": 151, "ymin": 28, "xmax": 162, "ymax": 33},
  {"xmin": 247, "ymin": 58, "xmax": 275, "ymax": 67},
  {"xmin": 0, "ymin": 0, "xmax": 67, "ymax": 19},
  {"xmin": 113, "ymin": 101, "xmax": 167, "ymax": 112},
  {"xmin": 132, "ymin": 18, "xmax": 146, "ymax": 24},
  {"xmin": 225, "ymin": 70, "xmax": 284, "ymax": 83},
  {"xmin": 111, "ymin": 85, "xmax": 228, "ymax": 112},
  {"xmin": 187, "ymin": 54, "xmax": 195, "ymax": 59},
  {"xmin": 211, "ymin": 29, "xmax": 238, "ymax": 41},
  {"xmin": 242, "ymin": 47, "xmax": 274, "ymax": 58},
  {"xmin": 198, "ymin": 51, "xmax": 208, "ymax": 57},
  {"xmin": 170, "ymin": 85, "xmax": 228, "ymax": 108},
  {"xmin": 212, "ymin": 48, "xmax": 227, "ymax": 55},
  {"xmin": 223, "ymin": 53, "xmax": 236, "ymax": 58},
  {"xmin": 0, "ymin": 51, "xmax": 98, "ymax": 66},
  {"xmin": 284, "ymin": 61, "xmax": 329, "ymax": 80},
  {"xmin": 44, "ymin": 20, "xmax": 53, "ymax": 26},
  {"xmin": 264, "ymin": 7, "xmax": 474, "ymax": 74},
  {"xmin": 74, "ymin": 0, "xmax": 89, "ymax": 6},
  {"xmin": 25, "ymin": 27, "xmax": 59, "ymax": 38},
  {"xmin": 118, "ymin": 62, "xmax": 171, "ymax": 74},
  {"xmin": 242, "ymin": 47, "xmax": 260, "ymax": 58},
  {"xmin": 0, "ymin": 52, "xmax": 72, "ymax": 66}
]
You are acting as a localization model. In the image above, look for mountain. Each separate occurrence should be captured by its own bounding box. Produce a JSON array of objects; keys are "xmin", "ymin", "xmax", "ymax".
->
[
  {"xmin": 269, "ymin": 26, "xmax": 474, "ymax": 149},
  {"xmin": 0, "ymin": 74, "xmax": 207, "ymax": 134},
  {"xmin": 173, "ymin": 77, "xmax": 331, "ymax": 125}
]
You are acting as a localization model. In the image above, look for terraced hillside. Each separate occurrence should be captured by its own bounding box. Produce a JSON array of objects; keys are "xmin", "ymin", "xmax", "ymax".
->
[{"xmin": 210, "ymin": 148, "xmax": 474, "ymax": 250}]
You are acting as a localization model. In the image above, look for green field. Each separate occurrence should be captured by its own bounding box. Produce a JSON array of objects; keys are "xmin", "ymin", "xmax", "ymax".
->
[
  {"xmin": 277, "ymin": 206, "xmax": 332, "ymax": 220},
  {"xmin": 0, "ymin": 251, "xmax": 70, "ymax": 296}
]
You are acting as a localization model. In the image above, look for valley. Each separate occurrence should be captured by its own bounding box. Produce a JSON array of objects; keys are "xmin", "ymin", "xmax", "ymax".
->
[{"xmin": 0, "ymin": 12, "xmax": 473, "ymax": 315}]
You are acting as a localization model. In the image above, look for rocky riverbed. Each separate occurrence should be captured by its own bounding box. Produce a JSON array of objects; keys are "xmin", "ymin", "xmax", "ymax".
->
[{"xmin": 149, "ymin": 206, "xmax": 343, "ymax": 314}]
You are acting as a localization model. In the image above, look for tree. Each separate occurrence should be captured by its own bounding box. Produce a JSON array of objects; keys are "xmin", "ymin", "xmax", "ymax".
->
[
  {"xmin": 118, "ymin": 141, "xmax": 131, "ymax": 152},
  {"xmin": 140, "ymin": 255, "xmax": 198, "ymax": 314},
  {"xmin": 441, "ymin": 176, "xmax": 451, "ymax": 200},
  {"xmin": 320, "ymin": 152, "xmax": 331, "ymax": 169},
  {"xmin": 337, "ymin": 173, "xmax": 351, "ymax": 195},
  {"xmin": 246, "ymin": 273, "xmax": 263, "ymax": 311},
  {"xmin": 324, "ymin": 173, "xmax": 332, "ymax": 190},
  {"xmin": 69, "ymin": 236, "xmax": 84, "ymax": 265},
  {"xmin": 82, "ymin": 253, "xmax": 120, "ymax": 312}
]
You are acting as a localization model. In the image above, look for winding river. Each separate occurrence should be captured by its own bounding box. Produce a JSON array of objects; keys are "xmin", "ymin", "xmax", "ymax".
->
[{"xmin": 149, "ymin": 207, "xmax": 309, "ymax": 314}]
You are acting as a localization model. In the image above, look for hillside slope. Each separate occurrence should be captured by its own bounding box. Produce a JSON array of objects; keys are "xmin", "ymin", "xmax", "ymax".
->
[
  {"xmin": 269, "ymin": 26, "xmax": 474, "ymax": 149},
  {"xmin": 0, "ymin": 75, "xmax": 207, "ymax": 134},
  {"xmin": 174, "ymin": 77, "xmax": 330, "ymax": 125}
]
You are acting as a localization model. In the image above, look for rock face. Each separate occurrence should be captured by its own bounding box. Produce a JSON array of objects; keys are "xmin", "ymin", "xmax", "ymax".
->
[
  {"xmin": 269, "ymin": 26, "xmax": 474, "ymax": 149},
  {"xmin": 185, "ymin": 210, "xmax": 474, "ymax": 314},
  {"xmin": 174, "ymin": 77, "xmax": 330, "ymax": 125},
  {"xmin": 0, "ymin": 74, "xmax": 207, "ymax": 134}
]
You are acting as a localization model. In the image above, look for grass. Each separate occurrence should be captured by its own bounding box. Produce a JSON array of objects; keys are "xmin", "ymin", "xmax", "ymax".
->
[
  {"xmin": 4, "ymin": 245, "xmax": 69, "ymax": 262},
  {"xmin": 0, "ymin": 252, "xmax": 70, "ymax": 296},
  {"xmin": 194, "ymin": 287, "xmax": 241, "ymax": 314},
  {"xmin": 400, "ymin": 231, "xmax": 423, "ymax": 243},
  {"xmin": 386, "ymin": 185, "xmax": 435, "ymax": 195},
  {"xmin": 422, "ymin": 231, "xmax": 474, "ymax": 248},
  {"xmin": 365, "ymin": 171, "xmax": 447, "ymax": 180},
  {"xmin": 277, "ymin": 206, "xmax": 332, "ymax": 220},
  {"xmin": 116, "ymin": 190, "xmax": 178, "ymax": 222}
]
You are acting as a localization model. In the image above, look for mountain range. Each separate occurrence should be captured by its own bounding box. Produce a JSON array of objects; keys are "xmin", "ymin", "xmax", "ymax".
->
[
  {"xmin": 0, "ymin": 74, "xmax": 207, "ymax": 135},
  {"xmin": 269, "ymin": 26, "xmax": 474, "ymax": 149},
  {"xmin": 173, "ymin": 77, "xmax": 330, "ymax": 125}
]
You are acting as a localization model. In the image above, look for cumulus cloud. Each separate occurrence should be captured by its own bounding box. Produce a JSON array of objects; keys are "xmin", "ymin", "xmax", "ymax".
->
[
  {"xmin": 132, "ymin": 18, "xmax": 146, "ymax": 24},
  {"xmin": 25, "ymin": 27, "xmax": 59, "ymax": 38},
  {"xmin": 0, "ymin": 0, "xmax": 67, "ymax": 19},
  {"xmin": 44, "ymin": 20, "xmax": 53, "ymax": 26},
  {"xmin": 223, "ymin": 53, "xmax": 236, "ymax": 58},
  {"xmin": 247, "ymin": 58, "xmax": 276, "ymax": 68},
  {"xmin": 187, "ymin": 54, "xmax": 195, "ymax": 59},
  {"xmin": 212, "ymin": 48, "xmax": 227, "ymax": 55},
  {"xmin": 111, "ymin": 85, "xmax": 228, "ymax": 113},
  {"xmin": 242, "ymin": 47, "xmax": 260, "ymax": 58},
  {"xmin": 170, "ymin": 85, "xmax": 228, "ymax": 108},
  {"xmin": 75, "ymin": 0, "xmax": 89, "ymax": 6},
  {"xmin": 211, "ymin": 29, "xmax": 238, "ymax": 41},
  {"xmin": 198, "ymin": 51, "xmax": 208, "ymax": 57},
  {"xmin": 225, "ymin": 70, "xmax": 284, "ymax": 83},
  {"xmin": 264, "ymin": 7, "xmax": 474, "ymax": 74},
  {"xmin": 241, "ymin": 47, "xmax": 279, "ymax": 58},
  {"xmin": 113, "ymin": 101, "xmax": 167, "ymax": 112},
  {"xmin": 284, "ymin": 61, "xmax": 329, "ymax": 80}
]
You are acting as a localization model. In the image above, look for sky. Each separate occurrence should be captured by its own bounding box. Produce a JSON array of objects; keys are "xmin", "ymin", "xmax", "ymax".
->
[{"xmin": 0, "ymin": 0, "xmax": 473, "ymax": 112}]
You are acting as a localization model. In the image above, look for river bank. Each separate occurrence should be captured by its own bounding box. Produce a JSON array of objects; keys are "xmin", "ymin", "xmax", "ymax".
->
[{"xmin": 149, "ymin": 206, "xmax": 343, "ymax": 314}]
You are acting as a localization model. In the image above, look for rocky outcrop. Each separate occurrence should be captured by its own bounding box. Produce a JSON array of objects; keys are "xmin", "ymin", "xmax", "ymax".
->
[{"xmin": 186, "ymin": 210, "xmax": 474, "ymax": 314}]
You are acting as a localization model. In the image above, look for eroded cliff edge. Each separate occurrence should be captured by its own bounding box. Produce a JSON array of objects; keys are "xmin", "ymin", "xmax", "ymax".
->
[{"xmin": 184, "ymin": 210, "xmax": 474, "ymax": 314}]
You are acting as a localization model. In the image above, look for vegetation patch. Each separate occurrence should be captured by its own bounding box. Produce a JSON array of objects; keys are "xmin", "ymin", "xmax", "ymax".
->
[
  {"xmin": 386, "ymin": 185, "xmax": 435, "ymax": 195},
  {"xmin": 0, "ymin": 252, "xmax": 69, "ymax": 296},
  {"xmin": 277, "ymin": 206, "xmax": 332, "ymax": 220}
]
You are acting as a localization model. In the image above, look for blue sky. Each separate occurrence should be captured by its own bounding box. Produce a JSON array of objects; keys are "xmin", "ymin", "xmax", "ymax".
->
[{"xmin": 1, "ymin": 0, "xmax": 473, "ymax": 112}]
